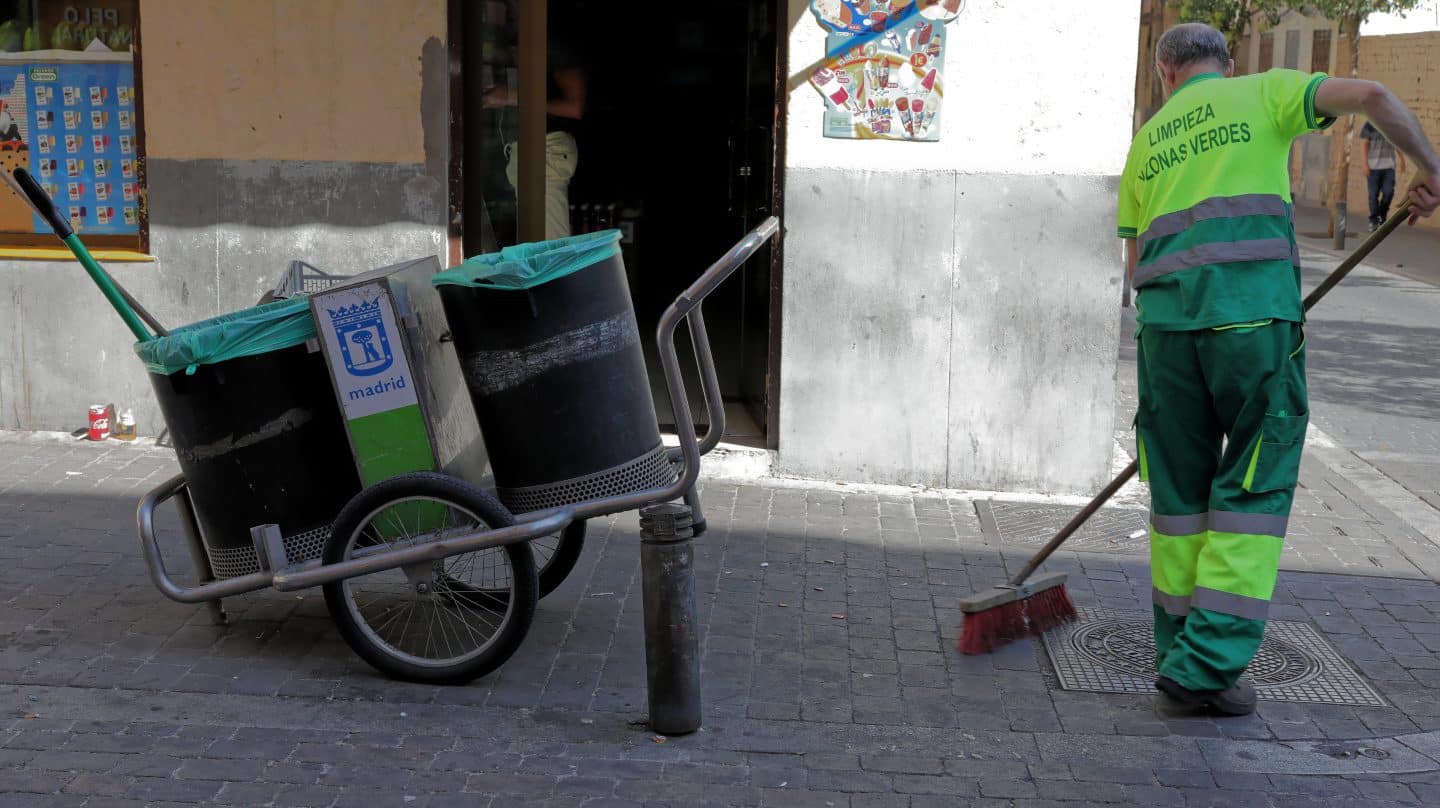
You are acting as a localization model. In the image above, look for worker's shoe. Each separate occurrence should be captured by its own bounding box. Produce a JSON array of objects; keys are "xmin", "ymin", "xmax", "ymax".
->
[{"xmin": 1154, "ymin": 676, "xmax": 1257, "ymax": 717}]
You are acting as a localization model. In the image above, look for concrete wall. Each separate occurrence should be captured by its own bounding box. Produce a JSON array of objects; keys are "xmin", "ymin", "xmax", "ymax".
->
[
  {"xmin": 0, "ymin": 0, "xmax": 449, "ymax": 433},
  {"xmin": 777, "ymin": 0, "xmax": 1137, "ymax": 494},
  {"xmin": 1343, "ymin": 32, "xmax": 1440, "ymax": 233}
]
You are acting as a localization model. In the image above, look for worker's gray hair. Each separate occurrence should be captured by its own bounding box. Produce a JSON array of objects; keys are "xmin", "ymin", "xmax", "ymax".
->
[{"xmin": 1156, "ymin": 23, "xmax": 1229, "ymax": 69}]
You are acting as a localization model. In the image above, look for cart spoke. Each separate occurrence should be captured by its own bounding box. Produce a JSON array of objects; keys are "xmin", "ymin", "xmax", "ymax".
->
[
  {"xmin": 429, "ymin": 591, "xmax": 465, "ymax": 652},
  {"xmin": 453, "ymin": 583, "xmax": 509, "ymax": 619},
  {"xmin": 375, "ymin": 596, "xmax": 417, "ymax": 646},
  {"xmin": 435, "ymin": 583, "xmax": 489, "ymax": 649},
  {"xmin": 446, "ymin": 582, "xmax": 503, "ymax": 633}
]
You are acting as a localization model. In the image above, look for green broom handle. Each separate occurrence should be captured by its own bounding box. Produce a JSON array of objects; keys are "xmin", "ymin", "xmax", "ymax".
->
[
  {"xmin": 1010, "ymin": 201, "xmax": 1416, "ymax": 588},
  {"xmin": 13, "ymin": 167, "xmax": 153, "ymax": 342},
  {"xmin": 62, "ymin": 233, "xmax": 155, "ymax": 342}
]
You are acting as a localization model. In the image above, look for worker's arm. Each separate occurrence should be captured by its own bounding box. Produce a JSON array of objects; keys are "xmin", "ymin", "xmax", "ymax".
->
[
  {"xmin": 1315, "ymin": 78, "xmax": 1440, "ymax": 222},
  {"xmin": 481, "ymin": 68, "xmax": 585, "ymax": 121},
  {"xmin": 1124, "ymin": 237, "xmax": 1137, "ymax": 282},
  {"xmin": 1362, "ymin": 138, "xmax": 1371, "ymax": 176}
]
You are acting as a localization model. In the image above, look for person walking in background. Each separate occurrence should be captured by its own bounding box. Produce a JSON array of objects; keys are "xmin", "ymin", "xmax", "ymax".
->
[
  {"xmin": 1117, "ymin": 22, "xmax": 1440, "ymax": 717},
  {"xmin": 1361, "ymin": 120, "xmax": 1406, "ymax": 231}
]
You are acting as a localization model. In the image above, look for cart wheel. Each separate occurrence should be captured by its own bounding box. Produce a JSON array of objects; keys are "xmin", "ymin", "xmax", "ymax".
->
[
  {"xmin": 534, "ymin": 519, "xmax": 586, "ymax": 597},
  {"xmin": 321, "ymin": 472, "xmax": 538, "ymax": 685}
]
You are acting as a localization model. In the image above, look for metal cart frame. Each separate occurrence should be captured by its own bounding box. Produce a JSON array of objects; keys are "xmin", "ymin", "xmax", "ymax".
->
[{"xmin": 136, "ymin": 217, "xmax": 781, "ymax": 670}]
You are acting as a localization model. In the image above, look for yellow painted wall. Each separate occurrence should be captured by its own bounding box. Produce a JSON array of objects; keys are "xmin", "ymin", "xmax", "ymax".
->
[{"xmin": 140, "ymin": 0, "xmax": 445, "ymax": 164}]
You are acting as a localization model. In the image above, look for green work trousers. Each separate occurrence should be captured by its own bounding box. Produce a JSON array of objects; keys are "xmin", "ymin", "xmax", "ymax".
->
[{"xmin": 1136, "ymin": 320, "xmax": 1307, "ymax": 691}]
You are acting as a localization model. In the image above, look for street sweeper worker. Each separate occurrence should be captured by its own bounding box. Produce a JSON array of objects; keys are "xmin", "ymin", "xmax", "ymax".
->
[{"xmin": 1117, "ymin": 22, "xmax": 1440, "ymax": 716}]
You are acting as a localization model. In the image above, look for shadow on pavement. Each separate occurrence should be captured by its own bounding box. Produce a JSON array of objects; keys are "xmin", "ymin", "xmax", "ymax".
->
[{"xmin": 1305, "ymin": 318, "xmax": 1440, "ymax": 421}]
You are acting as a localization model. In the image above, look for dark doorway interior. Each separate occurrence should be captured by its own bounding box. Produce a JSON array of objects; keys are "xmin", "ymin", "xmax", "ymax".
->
[{"xmin": 460, "ymin": 0, "xmax": 782, "ymax": 445}]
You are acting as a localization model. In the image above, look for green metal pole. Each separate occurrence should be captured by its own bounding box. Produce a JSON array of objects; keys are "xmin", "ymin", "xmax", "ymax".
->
[{"xmin": 63, "ymin": 233, "xmax": 153, "ymax": 342}]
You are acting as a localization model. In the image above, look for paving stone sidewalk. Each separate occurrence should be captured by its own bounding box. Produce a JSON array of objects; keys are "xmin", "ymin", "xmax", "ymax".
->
[{"xmin": 5, "ymin": 430, "xmax": 1440, "ymax": 807}]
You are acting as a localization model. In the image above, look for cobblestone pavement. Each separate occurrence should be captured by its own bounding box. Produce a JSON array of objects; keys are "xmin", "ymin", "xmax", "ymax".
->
[
  {"xmin": 4, "ymin": 240, "xmax": 1440, "ymax": 808},
  {"xmin": 5, "ymin": 425, "xmax": 1440, "ymax": 807}
]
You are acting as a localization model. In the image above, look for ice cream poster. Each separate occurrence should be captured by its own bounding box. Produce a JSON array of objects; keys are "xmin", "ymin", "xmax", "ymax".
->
[
  {"xmin": 808, "ymin": 0, "xmax": 963, "ymax": 141},
  {"xmin": 23, "ymin": 61, "xmax": 136, "ymax": 235}
]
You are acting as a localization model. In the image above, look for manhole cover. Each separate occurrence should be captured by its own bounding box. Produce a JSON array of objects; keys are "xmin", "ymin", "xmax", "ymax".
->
[
  {"xmin": 978, "ymin": 501, "xmax": 1149, "ymax": 553},
  {"xmin": 1042, "ymin": 608, "xmax": 1387, "ymax": 707}
]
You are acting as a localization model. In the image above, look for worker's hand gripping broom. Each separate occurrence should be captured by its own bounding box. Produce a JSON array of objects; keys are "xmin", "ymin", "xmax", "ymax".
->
[{"xmin": 957, "ymin": 201, "xmax": 1416, "ymax": 655}]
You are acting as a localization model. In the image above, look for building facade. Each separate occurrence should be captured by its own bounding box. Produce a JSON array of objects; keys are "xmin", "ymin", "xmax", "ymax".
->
[
  {"xmin": 779, "ymin": 0, "xmax": 1136, "ymax": 493},
  {"xmin": 0, "ymin": 0, "xmax": 1139, "ymax": 496},
  {"xmin": 1342, "ymin": 30, "xmax": 1440, "ymax": 233},
  {"xmin": 0, "ymin": 0, "xmax": 449, "ymax": 440}
]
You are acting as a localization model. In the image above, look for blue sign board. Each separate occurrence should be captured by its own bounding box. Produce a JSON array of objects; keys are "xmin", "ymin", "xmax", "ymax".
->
[{"xmin": 0, "ymin": 60, "xmax": 137, "ymax": 235}]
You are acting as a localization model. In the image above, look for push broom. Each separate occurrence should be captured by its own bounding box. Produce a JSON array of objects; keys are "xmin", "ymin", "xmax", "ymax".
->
[{"xmin": 957, "ymin": 200, "xmax": 1416, "ymax": 655}]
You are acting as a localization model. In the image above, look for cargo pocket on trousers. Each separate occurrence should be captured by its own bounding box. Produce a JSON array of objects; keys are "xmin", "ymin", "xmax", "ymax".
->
[{"xmin": 1243, "ymin": 411, "xmax": 1309, "ymax": 493}]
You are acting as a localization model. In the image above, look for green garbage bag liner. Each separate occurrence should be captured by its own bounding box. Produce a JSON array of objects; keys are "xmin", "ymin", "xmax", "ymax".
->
[
  {"xmin": 133, "ymin": 296, "xmax": 317, "ymax": 376},
  {"xmin": 431, "ymin": 229, "xmax": 622, "ymax": 290}
]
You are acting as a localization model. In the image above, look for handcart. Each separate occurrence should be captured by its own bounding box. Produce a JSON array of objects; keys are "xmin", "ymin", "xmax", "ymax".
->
[
  {"xmin": 260, "ymin": 258, "xmax": 590, "ymax": 599},
  {"xmin": 128, "ymin": 216, "xmax": 782, "ymax": 685}
]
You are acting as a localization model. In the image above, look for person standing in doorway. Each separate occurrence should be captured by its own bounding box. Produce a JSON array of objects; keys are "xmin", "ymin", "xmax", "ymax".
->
[
  {"xmin": 1361, "ymin": 120, "xmax": 1406, "ymax": 231},
  {"xmin": 1117, "ymin": 23, "xmax": 1439, "ymax": 717},
  {"xmin": 483, "ymin": 2, "xmax": 586, "ymax": 240}
]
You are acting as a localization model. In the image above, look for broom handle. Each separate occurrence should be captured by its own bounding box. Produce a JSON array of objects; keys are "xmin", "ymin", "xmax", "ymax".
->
[
  {"xmin": 1008, "ymin": 201, "xmax": 1415, "ymax": 588},
  {"xmin": 1008, "ymin": 460, "xmax": 1138, "ymax": 586},
  {"xmin": 12, "ymin": 167, "xmax": 159, "ymax": 341},
  {"xmin": 110, "ymin": 274, "xmax": 170, "ymax": 337},
  {"xmin": 1302, "ymin": 199, "xmax": 1411, "ymax": 312}
]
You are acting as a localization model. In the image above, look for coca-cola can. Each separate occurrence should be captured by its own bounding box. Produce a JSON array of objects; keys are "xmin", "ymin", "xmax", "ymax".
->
[{"xmin": 88, "ymin": 404, "xmax": 110, "ymax": 441}]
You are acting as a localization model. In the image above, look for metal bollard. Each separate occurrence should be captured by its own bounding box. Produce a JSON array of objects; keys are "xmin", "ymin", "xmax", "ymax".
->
[
  {"xmin": 1333, "ymin": 202, "xmax": 1347, "ymax": 250},
  {"xmin": 639, "ymin": 503, "xmax": 702, "ymax": 735}
]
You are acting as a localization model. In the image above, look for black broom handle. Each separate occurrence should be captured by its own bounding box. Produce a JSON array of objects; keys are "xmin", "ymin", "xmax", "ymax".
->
[{"xmin": 1008, "ymin": 201, "xmax": 1415, "ymax": 588}]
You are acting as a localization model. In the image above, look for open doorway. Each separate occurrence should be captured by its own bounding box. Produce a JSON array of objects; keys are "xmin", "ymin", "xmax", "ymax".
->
[{"xmin": 455, "ymin": 0, "xmax": 784, "ymax": 447}]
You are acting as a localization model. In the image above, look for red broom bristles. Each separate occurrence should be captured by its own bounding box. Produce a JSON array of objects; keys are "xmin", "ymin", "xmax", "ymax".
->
[
  {"xmin": 956, "ymin": 584, "xmax": 1078, "ymax": 655},
  {"xmin": 1027, "ymin": 585, "xmax": 1078, "ymax": 635}
]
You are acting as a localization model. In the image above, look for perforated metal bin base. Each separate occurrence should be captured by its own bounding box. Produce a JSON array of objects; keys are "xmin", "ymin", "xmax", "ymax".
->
[
  {"xmin": 203, "ymin": 525, "xmax": 329, "ymax": 580},
  {"xmin": 497, "ymin": 444, "xmax": 677, "ymax": 514},
  {"xmin": 1042, "ymin": 608, "xmax": 1387, "ymax": 707}
]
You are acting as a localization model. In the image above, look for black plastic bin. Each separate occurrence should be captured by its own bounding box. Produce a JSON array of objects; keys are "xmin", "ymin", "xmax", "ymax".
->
[
  {"xmin": 434, "ymin": 231, "xmax": 675, "ymax": 513},
  {"xmin": 137, "ymin": 298, "xmax": 360, "ymax": 579}
]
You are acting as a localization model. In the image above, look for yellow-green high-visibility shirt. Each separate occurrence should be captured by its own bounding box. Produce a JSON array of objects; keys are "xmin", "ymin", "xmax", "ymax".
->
[{"xmin": 1117, "ymin": 69, "xmax": 1335, "ymax": 331}]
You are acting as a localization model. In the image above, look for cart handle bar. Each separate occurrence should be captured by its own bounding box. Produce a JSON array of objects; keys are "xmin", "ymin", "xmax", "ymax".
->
[
  {"xmin": 514, "ymin": 216, "xmax": 781, "ymax": 528},
  {"xmin": 669, "ymin": 216, "xmax": 781, "ymax": 462},
  {"xmin": 662, "ymin": 215, "xmax": 781, "ymax": 465},
  {"xmin": 136, "ymin": 473, "xmax": 573, "ymax": 603}
]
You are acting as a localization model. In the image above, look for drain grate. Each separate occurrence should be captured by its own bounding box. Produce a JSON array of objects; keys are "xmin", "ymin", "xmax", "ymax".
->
[
  {"xmin": 979, "ymin": 501, "xmax": 1150, "ymax": 553},
  {"xmin": 1042, "ymin": 608, "xmax": 1387, "ymax": 707}
]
